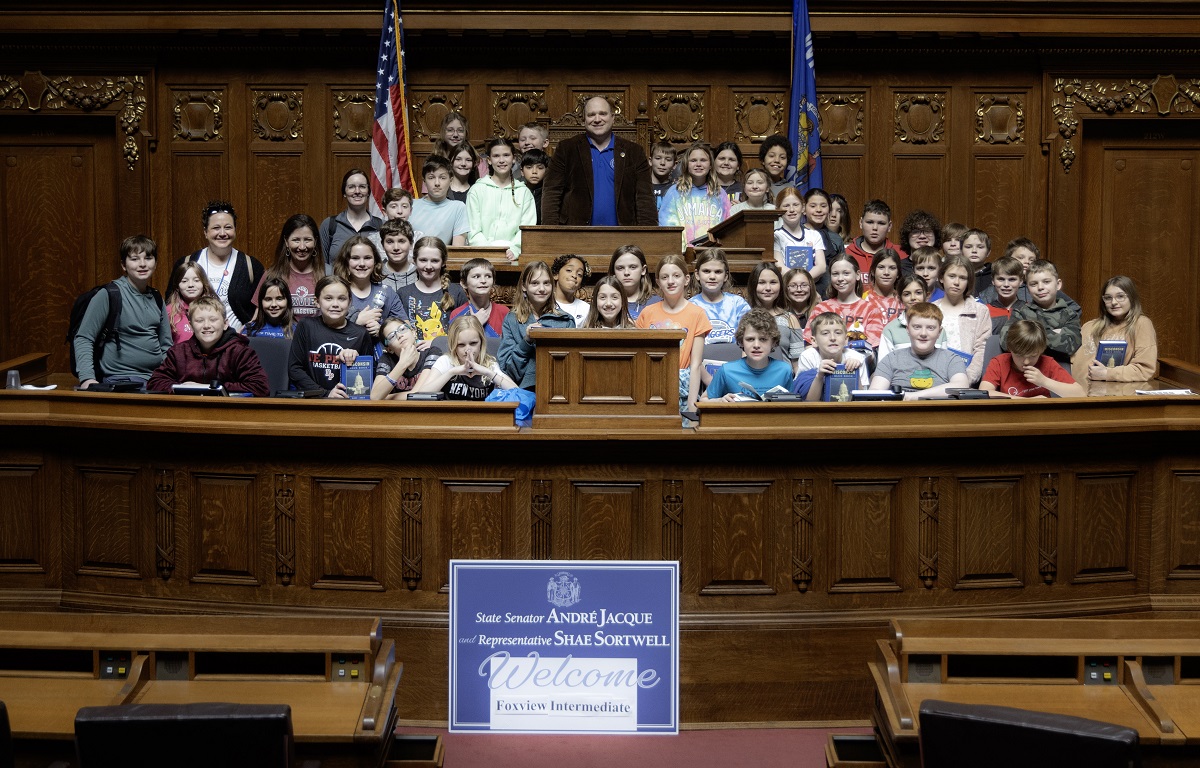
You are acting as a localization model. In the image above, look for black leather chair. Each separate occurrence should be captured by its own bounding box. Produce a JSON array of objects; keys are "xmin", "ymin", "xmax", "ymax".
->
[
  {"xmin": 918, "ymin": 699, "xmax": 1139, "ymax": 768},
  {"xmin": 0, "ymin": 700, "xmax": 13, "ymax": 768},
  {"xmin": 74, "ymin": 702, "xmax": 293, "ymax": 768},
  {"xmin": 247, "ymin": 336, "xmax": 292, "ymax": 396}
]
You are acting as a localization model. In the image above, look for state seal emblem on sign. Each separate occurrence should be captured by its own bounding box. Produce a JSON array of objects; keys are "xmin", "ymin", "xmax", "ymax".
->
[{"xmin": 547, "ymin": 571, "xmax": 581, "ymax": 608}]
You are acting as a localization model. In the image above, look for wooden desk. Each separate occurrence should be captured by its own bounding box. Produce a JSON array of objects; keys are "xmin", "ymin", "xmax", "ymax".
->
[
  {"xmin": 0, "ymin": 678, "xmax": 130, "ymax": 740},
  {"xmin": 529, "ymin": 328, "xmax": 684, "ymax": 430},
  {"xmin": 2, "ymin": 388, "xmax": 1200, "ymax": 726},
  {"xmin": 869, "ymin": 618, "xmax": 1200, "ymax": 767},
  {"xmin": 0, "ymin": 613, "xmax": 401, "ymax": 766}
]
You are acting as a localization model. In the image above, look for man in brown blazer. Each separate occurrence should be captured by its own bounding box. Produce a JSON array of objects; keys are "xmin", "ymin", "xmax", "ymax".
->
[{"xmin": 541, "ymin": 96, "xmax": 657, "ymax": 227}]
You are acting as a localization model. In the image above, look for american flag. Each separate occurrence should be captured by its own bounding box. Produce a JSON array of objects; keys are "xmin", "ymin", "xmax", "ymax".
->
[{"xmin": 370, "ymin": 0, "xmax": 417, "ymax": 217}]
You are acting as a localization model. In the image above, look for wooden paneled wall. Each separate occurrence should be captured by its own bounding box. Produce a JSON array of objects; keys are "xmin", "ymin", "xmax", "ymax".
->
[
  {"xmin": 2, "ymin": 7, "xmax": 1200, "ymax": 372},
  {"xmin": 3, "ymin": 393, "xmax": 1200, "ymax": 722}
]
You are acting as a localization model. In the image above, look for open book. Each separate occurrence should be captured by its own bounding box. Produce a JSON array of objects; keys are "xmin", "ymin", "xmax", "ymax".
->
[{"xmin": 734, "ymin": 382, "xmax": 793, "ymax": 402}]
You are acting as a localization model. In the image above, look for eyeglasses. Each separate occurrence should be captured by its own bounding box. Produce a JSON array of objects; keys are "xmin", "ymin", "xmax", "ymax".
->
[
  {"xmin": 204, "ymin": 204, "xmax": 234, "ymax": 216},
  {"xmin": 1102, "ymin": 293, "xmax": 1129, "ymax": 303},
  {"xmin": 384, "ymin": 325, "xmax": 412, "ymax": 343}
]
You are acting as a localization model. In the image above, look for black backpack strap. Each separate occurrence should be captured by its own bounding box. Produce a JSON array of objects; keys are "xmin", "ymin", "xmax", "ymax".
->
[
  {"xmin": 101, "ymin": 281, "xmax": 123, "ymax": 345},
  {"xmin": 89, "ymin": 281, "xmax": 123, "ymax": 380}
]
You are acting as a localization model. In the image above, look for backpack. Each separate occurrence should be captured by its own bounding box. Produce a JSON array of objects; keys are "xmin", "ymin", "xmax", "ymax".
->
[{"xmin": 66, "ymin": 281, "xmax": 164, "ymax": 380}]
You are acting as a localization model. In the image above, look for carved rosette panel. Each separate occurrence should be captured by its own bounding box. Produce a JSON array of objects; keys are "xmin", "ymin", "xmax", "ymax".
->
[
  {"xmin": 653, "ymin": 92, "xmax": 705, "ymax": 143},
  {"xmin": 733, "ymin": 91, "xmax": 785, "ymax": 142},
  {"xmin": 531, "ymin": 479, "xmax": 552, "ymax": 560},
  {"xmin": 274, "ymin": 474, "xmax": 296, "ymax": 585},
  {"xmin": 1051, "ymin": 75, "xmax": 1200, "ymax": 172},
  {"xmin": 819, "ymin": 94, "xmax": 864, "ymax": 145},
  {"xmin": 408, "ymin": 89, "xmax": 464, "ymax": 142},
  {"xmin": 173, "ymin": 90, "xmax": 222, "ymax": 142},
  {"xmin": 975, "ymin": 94, "xmax": 1024, "ymax": 145},
  {"xmin": 918, "ymin": 477, "xmax": 938, "ymax": 588},
  {"xmin": 252, "ymin": 90, "xmax": 303, "ymax": 141},
  {"xmin": 155, "ymin": 469, "xmax": 176, "ymax": 580},
  {"xmin": 492, "ymin": 90, "xmax": 547, "ymax": 138},
  {"xmin": 1039, "ymin": 473, "xmax": 1059, "ymax": 584},
  {"xmin": 791, "ymin": 479, "xmax": 813, "ymax": 593},
  {"xmin": 401, "ymin": 477, "xmax": 422, "ymax": 589},
  {"xmin": 894, "ymin": 93, "xmax": 946, "ymax": 145},
  {"xmin": 662, "ymin": 480, "xmax": 682, "ymax": 564},
  {"xmin": 0, "ymin": 71, "xmax": 147, "ymax": 167},
  {"xmin": 333, "ymin": 91, "xmax": 374, "ymax": 141}
]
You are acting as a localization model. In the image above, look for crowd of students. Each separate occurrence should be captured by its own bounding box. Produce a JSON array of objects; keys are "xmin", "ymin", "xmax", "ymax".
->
[{"xmin": 70, "ymin": 117, "xmax": 1158, "ymax": 408}]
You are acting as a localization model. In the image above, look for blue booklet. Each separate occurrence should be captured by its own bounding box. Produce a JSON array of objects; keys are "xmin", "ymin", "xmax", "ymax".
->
[
  {"xmin": 783, "ymin": 245, "xmax": 814, "ymax": 272},
  {"xmin": 341, "ymin": 356, "xmax": 374, "ymax": 399},
  {"xmin": 822, "ymin": 365, "xmax": 858, "ymax": 403},
  {"xmin": 1096, "ymin": 340, "xmax": 1127, "ymax": 368}
]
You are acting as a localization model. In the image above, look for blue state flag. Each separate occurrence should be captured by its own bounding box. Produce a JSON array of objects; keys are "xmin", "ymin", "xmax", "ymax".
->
[{"xmin": 788, "ymin": 0, "xmax": 823, "ymax": 193}]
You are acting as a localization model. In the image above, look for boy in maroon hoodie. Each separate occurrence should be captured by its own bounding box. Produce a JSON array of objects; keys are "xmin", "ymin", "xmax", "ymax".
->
[
  {"xmin": 148, "ymin": 297, "xmax": 270, "ymax": 396},
  {"xmin": 844, "ymin": 199, "xmax": 908, "ymax": 292}
]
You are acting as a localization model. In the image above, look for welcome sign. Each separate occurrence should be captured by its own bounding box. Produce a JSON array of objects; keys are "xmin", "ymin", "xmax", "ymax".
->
[{"xmin": 449, "ymin": 560, "xmax": 679, "ymax": 734}]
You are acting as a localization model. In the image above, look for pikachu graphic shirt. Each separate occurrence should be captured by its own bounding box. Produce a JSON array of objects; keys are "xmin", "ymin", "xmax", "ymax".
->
[{"xmin": 398, "ymin": 283, "xmax": 468, "ymax": 341}]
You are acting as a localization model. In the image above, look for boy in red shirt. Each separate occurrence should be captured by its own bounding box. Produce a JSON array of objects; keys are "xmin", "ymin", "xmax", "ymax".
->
[
  {"xmin": 845, "ymin": 199, "xmax": 908, "ymax": 291},
  {"xmin": 980, "ymin": 320, "xmax": 1083, "ymax": 398}
]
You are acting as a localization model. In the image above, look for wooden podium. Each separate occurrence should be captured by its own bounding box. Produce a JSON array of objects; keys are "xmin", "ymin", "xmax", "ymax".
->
[
  {"xmin": 529, "ymin": 328, "xmax": 684, "ymax": 429},
  {"xmin": 706, "ymin": 209, "xmax": 779, "ymax": 251},
  {"xmin": 704, "ymin": 209, "xmax": 775, "ymax": 274},
  {"xmin": 519, "ymin": 225, "xmax": 683, "ymax": 273}
]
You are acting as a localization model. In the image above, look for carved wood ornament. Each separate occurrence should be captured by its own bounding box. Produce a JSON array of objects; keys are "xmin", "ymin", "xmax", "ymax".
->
[
  {"xmin": 1039, "ymin": 473, "xmax": 1059, "ymax": 584},
  {"xmin": 491, "ymin": 90, "xmax": 547, "ymax": 138},
  {"xmin": 918, "ymin": 477, "xmax": 938, "ymax": 589},
  {"xmin": 408, "ymin": 89, "xmax": 464, "ymax": 142},
  {"xmin": 733, "ymin": 91, "xmax": 785, "ymax": 142},
  {"xmin": 662, "ymin": 479, "xmax": 682, "ymax": 564},
  {"xmin": 275, "ymin": 473, "xmax": 296, "ymax": 585},
  {"xmin": 252, "ymin": 90, "xmax": 303, "ymax": 141},
  {"xmin": 0, "ymin": 71, "xmax": 147, "ymax": 168},
  {"xmin": 173, "ymin": 90, "xmax": 222, "ymax": 142},
  {"xmin": 333, "ymin": 90, "xmax": 374, "ymax": 141},
  {"xmin": 791, "ymin": 478, "xmax": 813, "ymax": 592},
  {"xmin": 975, "ymin": 94, "xmax": 1024, "ymax": 145},
  {"xmin": 819, "ymin": 93, "xmax": 864, "ymax": 145},
  {"xmin": 895, "ymin": 92, "xmax": 946, "ymax": 144},
  {"xmin": 401, "ymin": 476, "xmax": 422, "ymax": 589},
  {"xmin": 155, "ymin": 469, "xmax": 176, "ymax": 580},
  {"xmin": 1051, "ymin": 75, "xmax": 1200, "ymax": 171},
  {"xmin": 531, "ymin": 479, "xmax": 552, "ymax": 560},
  {"xmin": 653, "ymin": 91, "xmax": 705, "ymax": 144}
]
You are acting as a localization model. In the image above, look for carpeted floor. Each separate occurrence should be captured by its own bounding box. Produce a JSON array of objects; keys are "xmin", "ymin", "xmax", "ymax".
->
[{"xmin": 394, "ymin": 724, "xmax": 872, "ymax": 767}]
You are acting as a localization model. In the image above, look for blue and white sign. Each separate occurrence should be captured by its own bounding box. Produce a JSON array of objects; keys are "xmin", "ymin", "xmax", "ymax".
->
[{"xmin": 449, "ymin": 560, "xmax": 679, "ymax": 734}]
